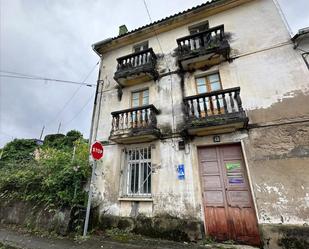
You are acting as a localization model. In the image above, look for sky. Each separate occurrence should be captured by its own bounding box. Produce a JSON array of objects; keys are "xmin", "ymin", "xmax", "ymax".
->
[{"xmin": 0, "ymin": 0, "xmax": 308, "ymax": 147}]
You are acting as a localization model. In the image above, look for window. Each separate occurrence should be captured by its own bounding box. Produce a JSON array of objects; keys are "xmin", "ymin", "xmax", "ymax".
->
[
  {"xmin": 125, "ymin": 147, "xmax": 152, "ymax": 196},
  {"xmin": 196, "ymin": 73, "xmax": 222, "ymax": 94},
  {"xmin": 131, "ymin": 89, "xmax": 149, "ymax": 124},
  {"xmin": 195, "ymin": 73, "xmax": 223, "ymax": 115},
  {"xmin": 131, "ymin": 89, "xmax": 149, "ymax": 107},
  {"xmin": 133, "ymin": 41, "xmax": 149, "ymax": 53},
  {"xmin": 189, "ymin": 21, "xmax": 209, "ymax": 34}
]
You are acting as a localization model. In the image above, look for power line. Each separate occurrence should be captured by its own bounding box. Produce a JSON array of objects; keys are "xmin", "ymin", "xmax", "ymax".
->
[
  {"xmin": 0, "ymin": 73, "xmax": 96, "ymax": 87},
  {"xmin": 0, "ymin": 131, "xmax": 15, "ymax": 139},
  {"xmin": 45, "ymin": 61, "xmax": 99, "ymax": 126},
  {"xmin": 142, "ymin": 0, "xmax": 171, "ymax": 72},
  {"xmin": 0, "ymin": 70, "xmax": 44, "ymax": 78},
  {"xmin": 141, "ymin": 0, "xmax": 177, "ymax": 150},
  {"xmin": 62, "ymin": 93, "xmax": 95, "ymax": 127}
]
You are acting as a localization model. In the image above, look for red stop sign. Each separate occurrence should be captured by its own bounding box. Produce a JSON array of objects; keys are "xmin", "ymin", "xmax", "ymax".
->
[{"xmin": 91, "ymin": 141, "xmax": 104, "ymax": 160}]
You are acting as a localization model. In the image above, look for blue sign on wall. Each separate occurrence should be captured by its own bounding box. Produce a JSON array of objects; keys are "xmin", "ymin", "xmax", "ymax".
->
[{"xmin": 177, "ymin": 164, "xmax": 185, "ymax": 180}]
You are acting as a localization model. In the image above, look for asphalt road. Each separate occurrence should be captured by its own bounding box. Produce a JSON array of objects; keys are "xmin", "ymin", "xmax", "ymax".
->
[{"xmin": 0, "ymin": 227, "xmax": 257, "ymax": 249}]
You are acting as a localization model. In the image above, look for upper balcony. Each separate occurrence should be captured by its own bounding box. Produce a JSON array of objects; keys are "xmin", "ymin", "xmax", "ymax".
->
[
  {"xmin": 183, "ymin": 87, "xmax": 248, "ymax": 136},
  {"xmin": 114, "ymin": 48, "xmax": 159, "ymax": 87},
  {"xmin": 177, "ymin": 25, "xmax": 230, "ymax": 71},
  {"xmin": 110, "ymin": 104, "xmax": 160, "ymax": 144}
]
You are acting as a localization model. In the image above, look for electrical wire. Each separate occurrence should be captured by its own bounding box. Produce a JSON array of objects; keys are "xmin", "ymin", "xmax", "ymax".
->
[
  {"xmin": 0, "ymin": 73, "xmax": 96, "ymax": 87},
  {"xmin": 0, "ymin": 131, "xmax": 15, "ymax": 139},
  {"xmin": 62, "ymin": 92, "xmax": 96, "ymax": 127},
  {"xmin": 142, "ymin": 0, "xmax": 171, "ymax": 72},
  {"xmin": 45, "ymin": 61, "xmax": 99, "ymax": 126},
  {"xmin": 142, "ymin": 0, "xmax": 177, "ymax": 146}
]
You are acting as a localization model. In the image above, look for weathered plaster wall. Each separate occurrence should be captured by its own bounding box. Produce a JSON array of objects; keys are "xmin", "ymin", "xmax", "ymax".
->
[
  {"xmin": 0, "ymin": 199, "xmax": 71, "ymax": 235},
  {"xmin": 91, "ymin": 0, "xmax": 309, "ymax": 241},
  {"xmin": 243, "ymin": 123, "xmax": 309, "ymax": 225}
]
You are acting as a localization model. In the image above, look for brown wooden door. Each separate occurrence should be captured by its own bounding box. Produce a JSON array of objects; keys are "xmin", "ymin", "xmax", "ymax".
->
[{"xmin": 198, "ymin": 144, "xmax": 260, "ymax": 246}]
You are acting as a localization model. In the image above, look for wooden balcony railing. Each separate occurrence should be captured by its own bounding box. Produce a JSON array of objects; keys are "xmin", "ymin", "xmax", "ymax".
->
[
  {"xmin": 111, "ymin": 104, "xmax": 159, "ymax": 133},
  {"xmin": 184, "ymin": 87, "xmax": 244, "ymax": 120},
  {"xmin": 115, "ymin": 48, "xmax": 157, "ymax": 72},
  {"xmin": 177, "ymin": 25, "xmax": 226, "ymax": 57}
]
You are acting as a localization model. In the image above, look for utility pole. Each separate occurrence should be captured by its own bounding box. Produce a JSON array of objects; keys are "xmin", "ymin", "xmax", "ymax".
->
[
  {"xmin": 83, "ymin": 160, "xmax": 96, "ymax": 237},
  {"xmin": 39, "ymin": 126, "xmax": 45, "ymax": 140},
  {"xmin": 57, "ymin": 122, "xmax": 62, "ymax": 133},
  {"xmin": 83, "ymin": 141, "xmax": 103, "ymax": 237},
  {"xmin": 83, "ymin": 60, "xmax": 103, "ymax": 237}
]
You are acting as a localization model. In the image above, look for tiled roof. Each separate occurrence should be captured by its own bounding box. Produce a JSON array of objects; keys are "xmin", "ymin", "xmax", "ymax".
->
[{"xmin": 111, "ymin": 0, "xmax": 222, "ymax": 41}]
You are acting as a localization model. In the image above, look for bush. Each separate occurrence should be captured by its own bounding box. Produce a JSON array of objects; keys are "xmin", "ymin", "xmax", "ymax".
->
[
  {"xmin": 0, "ymin": 136, "xmax": 90, "ymax": 208},
  {"xmin": 0, "ymin": 139, "xmax": 38, "ymax": 168}
]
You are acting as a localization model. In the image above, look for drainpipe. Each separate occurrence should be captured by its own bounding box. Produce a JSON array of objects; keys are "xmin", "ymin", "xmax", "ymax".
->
[
  {"xmin": 89, "ymin": 38, "xmax": 112, "ymax": 143},
  {"xmin": 83, "ymin": 39, "xmax": 112, "ymax": 237}
]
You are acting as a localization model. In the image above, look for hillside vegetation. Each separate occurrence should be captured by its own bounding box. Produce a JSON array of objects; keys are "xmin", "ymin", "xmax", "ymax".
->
[{"xmin": 0, "ymin": 130, "xmax": 90, "ymax": 208}]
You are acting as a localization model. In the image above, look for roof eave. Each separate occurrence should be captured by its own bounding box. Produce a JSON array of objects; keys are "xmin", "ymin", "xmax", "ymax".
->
[{"xmin": 94, "ymin": 0, "xmax": 252, "ymax": 55}]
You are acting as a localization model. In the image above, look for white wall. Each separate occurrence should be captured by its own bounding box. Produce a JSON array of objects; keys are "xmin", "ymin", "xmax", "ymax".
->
[{"xmin": 92, "ymin": 0, "xmax": 309, "ymax": 224}]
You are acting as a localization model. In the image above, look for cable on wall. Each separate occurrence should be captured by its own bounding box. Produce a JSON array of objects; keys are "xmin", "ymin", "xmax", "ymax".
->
[{"xmin": 142, "ymin": 0, "xmax": 178, "ymax": 148}]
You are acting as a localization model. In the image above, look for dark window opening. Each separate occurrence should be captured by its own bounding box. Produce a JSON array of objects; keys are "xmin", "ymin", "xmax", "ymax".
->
[
  {"xmin": 189, "ymin": 21, "xmax": 209, "ymax": 34},
  {"xmin": 133, "ymin": 41, "xmax": 149, "ymax": 53}
]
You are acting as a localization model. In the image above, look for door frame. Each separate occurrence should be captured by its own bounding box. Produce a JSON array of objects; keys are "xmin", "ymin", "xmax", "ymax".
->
[{"xmin": 196, "ymin": 142, "xmax": 260, "ymax": 239}]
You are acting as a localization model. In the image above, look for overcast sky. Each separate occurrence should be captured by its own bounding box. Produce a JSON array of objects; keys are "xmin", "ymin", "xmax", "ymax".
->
[{"xmin": 0, "ymin": 0, "xmax": 308, "ymax": 147}]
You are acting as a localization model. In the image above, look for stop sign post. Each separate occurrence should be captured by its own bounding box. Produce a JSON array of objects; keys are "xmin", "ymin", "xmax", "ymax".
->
[{"xmin": 83, "ymin": 141, "xmax": 104, "ymax": 237}]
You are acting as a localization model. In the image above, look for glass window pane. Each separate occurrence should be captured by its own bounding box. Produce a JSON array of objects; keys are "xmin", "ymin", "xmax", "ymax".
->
[
  {"xmin": 142, "ymin": 162, "xmax": 147, "ymax": 193},
  {"xmin": 147, "ymin": 164, "xmax": 151, "ymax": 193},
  {"xmin": 143, "ymin": 89, "xmax": 149, "ymax": 97},
  {"xmin": 196, "ymin": 78, "xmax": 206, "ymax": 86},
  {"xmin": 132, "ymin": 92, "xmax": 139, "ymax": 99},
  {"xmin": 197, "ymin": 85, "xmax": 207, "ymax": 93},
  {"xmin": 136, "ymin": 150, "xmax": 139, "ymax": 160},
  {"xmin": 207, "ymin": 73, "xmax": 220, "ymax": 84},
  {"xmin": 210, "ymin": 81, "xmax": 221, "ymax": 91},
  {"xmin": 130, "ymin": 164, "xmax": 135, "ymax": 193},
  {"xmin": 132, "ymin": 98, "xmax": 139, "ymax": 107},
  {"xmin": 143, "ymin": 90, "xmax": 149, "ymax": 105},
  {"xmin": 143, "ymin": 148, "xmax": 147, "ymax": 159},
  {"xmin": 142, "ymin": 97, "xmax": 149, "ymax": 105},
  {"xmin": 135, "ymin": 164, "xmax": 139, "ymax": 193},
  {"xmin": 148, "ymin": 147, "xmax": 151, "ymax": 159}
]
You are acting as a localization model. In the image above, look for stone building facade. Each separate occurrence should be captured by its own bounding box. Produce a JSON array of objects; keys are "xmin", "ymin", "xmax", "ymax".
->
[{"xmin": 90, "ymin": 0, "xmax": 309, "ymax": 247}]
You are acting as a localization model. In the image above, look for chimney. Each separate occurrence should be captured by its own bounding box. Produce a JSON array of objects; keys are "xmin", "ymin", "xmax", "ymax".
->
[{"xmin": 119, "ymin": 25, "xmax": 128, "ymax": 36}]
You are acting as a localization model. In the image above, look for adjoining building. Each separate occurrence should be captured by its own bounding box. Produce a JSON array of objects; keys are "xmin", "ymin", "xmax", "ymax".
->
[{"xmin": 90, "ymin": 0, "xmax": 309, "ymax": 247}]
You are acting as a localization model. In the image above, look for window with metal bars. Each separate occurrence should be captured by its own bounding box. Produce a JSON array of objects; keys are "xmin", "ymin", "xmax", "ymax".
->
[{"xmin": 125, "ymin": 147, "xmax": 152, "ymax": 196}]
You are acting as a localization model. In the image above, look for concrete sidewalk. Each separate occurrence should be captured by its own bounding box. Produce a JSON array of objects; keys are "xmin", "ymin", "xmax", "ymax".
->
[{"xmin": 0, "ymin": 227, "xmax": 258, "ymax": 249}]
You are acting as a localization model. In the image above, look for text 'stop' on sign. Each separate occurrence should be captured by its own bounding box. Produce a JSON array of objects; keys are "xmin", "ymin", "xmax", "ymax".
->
[{"xmin": 91, "ymin": 141, "xmax": 104, "ymax": 160}]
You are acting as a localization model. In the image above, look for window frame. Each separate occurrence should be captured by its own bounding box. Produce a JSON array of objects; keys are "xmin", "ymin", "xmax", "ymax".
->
[
  {"xmin": 195, "ymin": 72, "xmax": 224, "ymax": 116},
  {"xmin": 124, "ymin": 146, "xmax": 152, "ymax": 197},
  {"xmin": 133, "ymin": 41, "xmax": 149, "ymax": 53},
  {"xmin": 131, "ymin": 88, "xmax": 149, "ymax": 108},
  {"xmin": 195, "ymin": 72, "xmax": 223, "ymax": 94},
  {"xmin": 189, "ymin": 20, "xmax": 209, "ymax": 34}
]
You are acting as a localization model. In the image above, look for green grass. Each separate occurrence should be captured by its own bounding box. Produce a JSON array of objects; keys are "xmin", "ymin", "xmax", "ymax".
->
[{"xmin": 0, "ymin": 242, "xmax": 19, "ymax": 249}]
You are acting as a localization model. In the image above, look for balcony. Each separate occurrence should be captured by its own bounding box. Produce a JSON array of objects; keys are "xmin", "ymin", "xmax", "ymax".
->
[
  {"xmin": 110, "ymin": 105, "xmax": 160, "ymax": 144},
  {"xmin": 114, "ymin": 48, "xmax": 158, "ymax": 87},
  {"xmin": 177, "ymin": 25, "xmax": 230, "ymax": 71},
  {"xmin": 183, "ymin": 87, "xmax": 248, "ymax": 136}
]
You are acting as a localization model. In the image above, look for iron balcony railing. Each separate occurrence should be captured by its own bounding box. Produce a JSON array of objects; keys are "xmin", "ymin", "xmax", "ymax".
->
[
  {"xmin": 177, "ymin": 25, "xmax": 226, "ymax": 57},
  {"xmin": 111, "ymin": 104, "xmax": 159, "ymax": 133},
  {"xmin": 115, "ymin": 48, "xmax": 157, "ymax": 73},
  {"xmin": 183, "ymin": 87, "xmax": 244, "ymax": 120}
]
